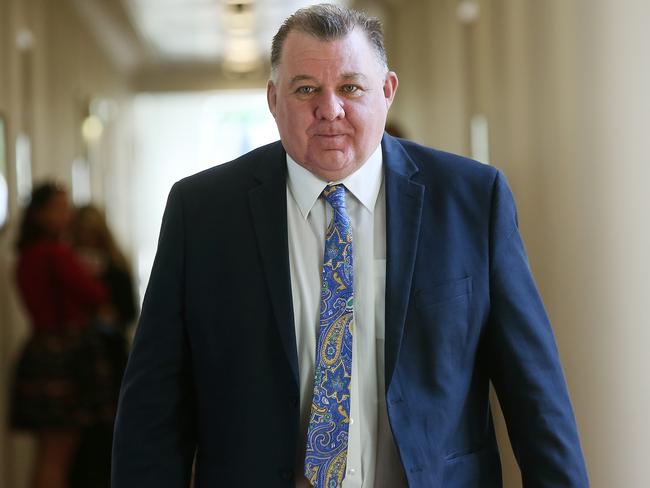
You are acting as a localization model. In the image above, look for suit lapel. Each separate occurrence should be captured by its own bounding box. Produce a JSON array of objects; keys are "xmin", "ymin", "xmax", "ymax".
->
[
  {"xmin": 383, "ymin": 135, "xmax": 425, "ymax": 390},
  {"xmin": 248, "ymin": 144, "xmax": 299, "ymax": 386},
  {"xmin": 246, "ymin": 136, "xmax": 423, "ymax": 391}
]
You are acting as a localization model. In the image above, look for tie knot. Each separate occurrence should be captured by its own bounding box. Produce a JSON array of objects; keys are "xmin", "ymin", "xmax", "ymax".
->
[{"xmin": 323, "ymin": 184, "xmax": 347, "ymax": 211}]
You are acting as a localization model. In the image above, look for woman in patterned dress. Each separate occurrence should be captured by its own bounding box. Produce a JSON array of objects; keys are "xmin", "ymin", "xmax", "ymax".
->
[{"xmin": 11, "ymin": 183, "xmax": 114, "ymax": 488}]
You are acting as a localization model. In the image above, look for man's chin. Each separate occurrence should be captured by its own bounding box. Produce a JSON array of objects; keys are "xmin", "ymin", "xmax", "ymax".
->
[{"xmin": 311, "ymin": 160, "xmax": 360, "ymax": 182}]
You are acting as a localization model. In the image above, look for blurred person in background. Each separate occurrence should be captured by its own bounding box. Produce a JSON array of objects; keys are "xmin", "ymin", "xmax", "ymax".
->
[
  {"xmin": 71, "ymin": 204, "xmax": 136, "ymax": 375},
  {"xmin": 113, "ymin": 4, "xmax": 588, "ymax": 487},
  {"xmin": 10, "ymin": 183, "xmax": 116, "ymax": 488},
  {"xmin": 69, "ymin": 204, "xmax": 137, "ymax": 488}
]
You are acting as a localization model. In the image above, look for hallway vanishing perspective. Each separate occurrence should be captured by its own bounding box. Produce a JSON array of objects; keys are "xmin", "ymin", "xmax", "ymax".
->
[{"xmin": 1, "ymin": 1, "xmax": 649, "ymax": 487}]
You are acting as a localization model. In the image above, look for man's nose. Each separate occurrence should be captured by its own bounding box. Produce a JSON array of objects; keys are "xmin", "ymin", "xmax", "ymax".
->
[{"xmin": 314, "ymin": 91, "xmax": 345, "ymax": 121}]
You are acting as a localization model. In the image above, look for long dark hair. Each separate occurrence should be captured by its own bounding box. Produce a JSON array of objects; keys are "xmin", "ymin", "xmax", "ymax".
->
[
  {"xmin": 71, "ymin": 204, "xmax": 130, "ymax": 272},
  {"xmin": 16, "ymin": 182, "xmax": 66, "ymax": 250}
]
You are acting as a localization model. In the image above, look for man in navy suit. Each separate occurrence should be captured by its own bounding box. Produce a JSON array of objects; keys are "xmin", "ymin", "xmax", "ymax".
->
[{"xmin": 112, "ymin": 4, "xmax": 588, "ymax": 487}]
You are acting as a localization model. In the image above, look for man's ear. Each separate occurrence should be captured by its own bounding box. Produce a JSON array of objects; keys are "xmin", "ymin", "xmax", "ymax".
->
[
  {"xmin": 267, "ymin": 80, "xmax": 277, "ymax": 118},
  {"xmin": 383, "ymin": 71, "xmax": 399, "ymax": 109}
]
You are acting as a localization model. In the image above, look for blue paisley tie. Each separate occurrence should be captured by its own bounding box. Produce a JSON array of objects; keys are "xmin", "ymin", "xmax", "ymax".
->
[{"xmin": 304, "ymin": 184, "xmax": 354, "ymax": 487}]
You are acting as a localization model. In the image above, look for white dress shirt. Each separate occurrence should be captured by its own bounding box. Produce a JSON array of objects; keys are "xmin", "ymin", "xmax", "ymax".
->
[{"xmin": 287, "ymin": 145, "xmax": 407, "ymax": 487}]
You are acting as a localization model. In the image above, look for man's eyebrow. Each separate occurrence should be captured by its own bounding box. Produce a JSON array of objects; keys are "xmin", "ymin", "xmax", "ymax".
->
[
  {"xmin": 340, "ymin": 72, "xmax": 368, "ymax": 82},
  {"xmin": 289, "ymin": 75, "xmax": 317, "ymax": 86},
  {"xmin": 288, "ymin": 73, "xmax": 369, "ymax": 86}
]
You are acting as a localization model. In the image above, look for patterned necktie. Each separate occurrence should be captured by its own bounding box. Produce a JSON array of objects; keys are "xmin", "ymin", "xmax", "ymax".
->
[{"xmin": 304, "ymin": 184, "xmax": 354, "ymax": 487}]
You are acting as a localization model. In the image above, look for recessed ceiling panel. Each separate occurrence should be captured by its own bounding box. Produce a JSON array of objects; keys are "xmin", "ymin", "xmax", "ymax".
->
[{"xmin": 124, "ymin": 0, "xmax": 346, "ymax": 62}]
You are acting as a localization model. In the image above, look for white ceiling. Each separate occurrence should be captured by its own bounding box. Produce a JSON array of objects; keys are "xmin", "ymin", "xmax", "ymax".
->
[{"xmin": 123, "ymin": 0, "xmax": 347, "ymax": 65}]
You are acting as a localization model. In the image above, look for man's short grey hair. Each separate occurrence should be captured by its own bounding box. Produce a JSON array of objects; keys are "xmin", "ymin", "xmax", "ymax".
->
[{"xmin": 270, "ymin": 3, "xmax": 388, "ymax": 80}]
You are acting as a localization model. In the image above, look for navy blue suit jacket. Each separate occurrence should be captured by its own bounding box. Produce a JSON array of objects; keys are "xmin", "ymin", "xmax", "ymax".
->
[{"xmin": 112, "ymin": 134, "xmax": 588, "ymax": 487}]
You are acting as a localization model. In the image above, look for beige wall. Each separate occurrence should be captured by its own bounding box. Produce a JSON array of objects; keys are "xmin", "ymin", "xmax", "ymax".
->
[
  {"xmin": 476, "ymin": 1, "xmax": 650, "ymax": 485},
  {"xmin": 0, "ymin": 0, "xmax": 131, "ymax": 485},
  {"xmin": 368, "ymin": 0, "xmax": 650, "ymax": 486},
  {"xmin": 380, "ymin": 0, "xmax": 469, "ymax": 153}
]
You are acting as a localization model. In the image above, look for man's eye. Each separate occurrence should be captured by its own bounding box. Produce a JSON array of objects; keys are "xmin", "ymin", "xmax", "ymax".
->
[
  {"xmin": 296, "ymin": 86, "xmax": 316, "ymax": 95},
  {"xmin": 341, "ymin": 85, "xmax": 360, "ymax": 94}
]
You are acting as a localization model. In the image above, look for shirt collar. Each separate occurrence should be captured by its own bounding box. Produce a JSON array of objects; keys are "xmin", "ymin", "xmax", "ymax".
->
[{"xmin": 286, "ymin": 144, "xmax": 383, "ymax": 220}]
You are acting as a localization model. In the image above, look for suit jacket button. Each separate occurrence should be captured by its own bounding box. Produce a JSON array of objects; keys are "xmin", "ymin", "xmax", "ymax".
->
[
  {"xmin": 289, "ymin": 395, "xmax": 299, "ymax": 408},
  {"xmin": 279, "ymin": 468, "xmax": 294, "ymax": 480}
]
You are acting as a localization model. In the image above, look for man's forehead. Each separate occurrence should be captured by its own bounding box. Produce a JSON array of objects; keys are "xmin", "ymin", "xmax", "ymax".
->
[
  {"xmin": 281, "ymin": 29, "xmax": 372, "ymax": 59},
  {"xmin": 276, "ymin": 30, "xmax": 381, "ymax": 82}
]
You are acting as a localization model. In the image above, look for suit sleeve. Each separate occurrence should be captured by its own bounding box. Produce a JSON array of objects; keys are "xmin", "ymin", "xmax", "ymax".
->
[
  {"xmin": 486, "ymin": 171, "xmax": 589, "ymax": 486},
  {"xmin": 112, "ymin": 183, "xmax": 196, "ymax": 487}
]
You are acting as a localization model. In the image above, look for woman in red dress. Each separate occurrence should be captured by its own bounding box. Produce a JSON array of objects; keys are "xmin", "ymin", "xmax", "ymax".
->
[{"xmin": 11, "ymin": 183, "xmax": 114, "ymax": 488}]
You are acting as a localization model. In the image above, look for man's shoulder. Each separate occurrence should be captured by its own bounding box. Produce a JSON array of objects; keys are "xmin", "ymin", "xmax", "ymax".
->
[
  {"xmin": 398, "ymin": 138, "xmax": 495, "ymax": 175},
  {"xmin": 387, "ymin": 136, "xmax": 498, "ymax": 187},
  {"xmin": 174, "ymin": 140, "xmax": 284, "ymax": 195}
]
